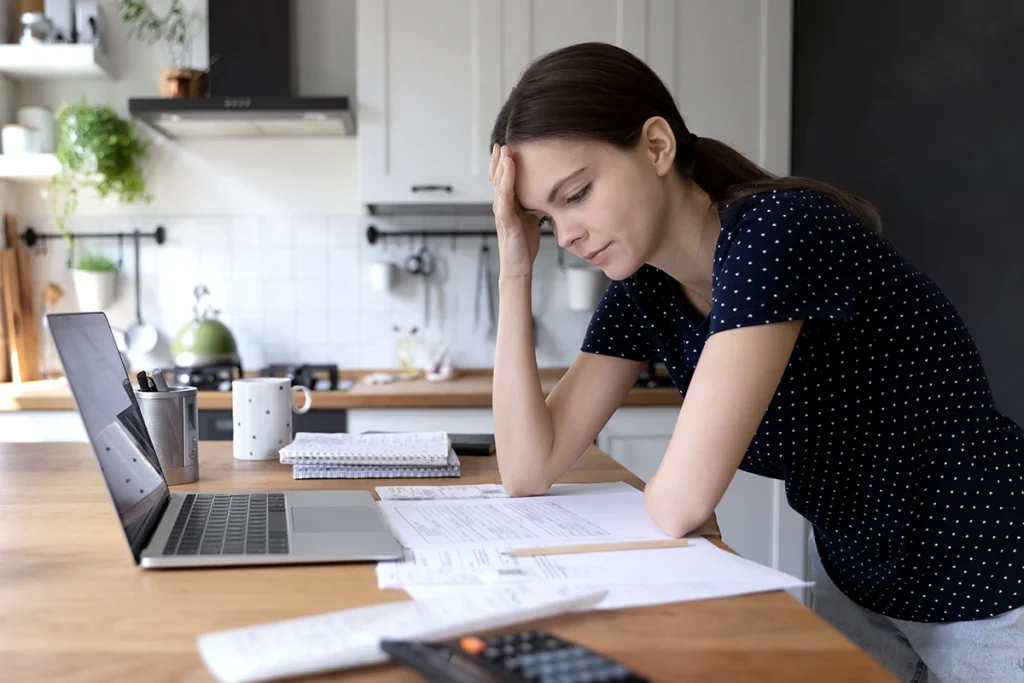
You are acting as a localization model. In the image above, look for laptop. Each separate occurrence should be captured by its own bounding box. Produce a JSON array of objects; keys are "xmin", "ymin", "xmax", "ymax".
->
[{"xmin": 47, "ymin": 312, "xmax": 404, "ymax": 569}]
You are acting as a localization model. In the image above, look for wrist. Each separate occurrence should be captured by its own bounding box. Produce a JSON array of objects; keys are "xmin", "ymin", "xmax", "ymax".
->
[{"xmin": 498, "ymin": 270, "xmax": 533, "ymax": 288}]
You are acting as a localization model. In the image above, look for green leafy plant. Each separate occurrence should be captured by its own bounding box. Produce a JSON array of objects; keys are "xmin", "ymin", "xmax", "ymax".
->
[
  {"xmin": 117, "ymin": 0, "xmax": 205, "ymax": 68},
  {"xmin": 42, "ymin": 98, "xmax": 151, "ymax": 269},
  {"xmin": 70, "ymin": 251, "xmax": 118, "ymax": 272}
]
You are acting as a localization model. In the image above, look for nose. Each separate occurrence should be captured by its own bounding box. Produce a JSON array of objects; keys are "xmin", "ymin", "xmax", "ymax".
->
[{"xmin": 556, "ymin": 221, "xmax": 585, "ymax": 251}]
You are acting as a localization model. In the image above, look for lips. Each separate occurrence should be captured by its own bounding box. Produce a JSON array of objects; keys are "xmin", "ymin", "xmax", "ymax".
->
[{"xmin": 583, "ymin": 245, "xmax": 609, "ymax": 264}]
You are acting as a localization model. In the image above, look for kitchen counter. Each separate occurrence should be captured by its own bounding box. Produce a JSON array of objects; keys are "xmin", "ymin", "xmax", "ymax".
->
[{"xmin": 0, "ymin": 371, "xmax": 682, "ymax": 412}]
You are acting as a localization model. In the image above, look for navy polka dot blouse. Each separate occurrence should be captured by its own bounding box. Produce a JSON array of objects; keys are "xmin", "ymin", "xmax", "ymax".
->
[{"xmin": 582, "ymin": 189, "xmax": 1024, "ymax": 623}]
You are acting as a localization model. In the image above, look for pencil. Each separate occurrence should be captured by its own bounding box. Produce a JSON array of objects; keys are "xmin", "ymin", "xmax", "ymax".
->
[{"xmin": 503, "ymin": 537, "xmax": 689, "ymax": 557}]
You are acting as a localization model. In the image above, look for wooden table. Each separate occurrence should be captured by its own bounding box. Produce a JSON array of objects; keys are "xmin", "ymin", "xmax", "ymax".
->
[{"xmin": 0, "ymin": 441, "xmax": 895, "ymax": 682}]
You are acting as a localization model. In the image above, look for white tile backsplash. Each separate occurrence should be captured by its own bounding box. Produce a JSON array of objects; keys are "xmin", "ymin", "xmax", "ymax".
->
[{"xmin": 29, "ymin": 213, "xmax": 598, "ymax": 369}]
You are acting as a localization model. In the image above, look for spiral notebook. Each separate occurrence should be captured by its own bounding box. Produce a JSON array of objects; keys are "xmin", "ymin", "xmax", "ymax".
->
[
  {"xmin": 292, "ymin": 445, "xmax": 461, "ymax": 480},
  {"xmin": 279, "ymin": 431, "xmax": 452, "ymax": 466}
]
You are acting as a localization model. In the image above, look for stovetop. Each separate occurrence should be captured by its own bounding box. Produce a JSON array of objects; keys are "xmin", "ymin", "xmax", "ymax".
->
[{"xmin": 170, "ymin": 363, "xmax": 348, "ymax": 392}]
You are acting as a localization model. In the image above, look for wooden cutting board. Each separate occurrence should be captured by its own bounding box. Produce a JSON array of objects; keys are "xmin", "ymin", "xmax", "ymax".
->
[
  {"xmin": 1, "ymin": 214, "xmax": 40, "ymax": 382},
  {"xmin": 0, "ymin": 270, "xmax": 7, "ymax": 383}
]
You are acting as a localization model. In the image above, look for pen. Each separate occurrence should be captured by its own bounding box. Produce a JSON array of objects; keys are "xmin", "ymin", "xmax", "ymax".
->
[
  {"xmin": 136, "ymin": 370, "xmax": 152, "ymax": 392},
  {"xmin": 151, "ymin": 368, "xmax": 169, "ymax": 392}
]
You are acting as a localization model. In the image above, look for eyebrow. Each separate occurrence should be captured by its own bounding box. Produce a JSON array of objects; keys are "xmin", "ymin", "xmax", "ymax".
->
[{"xmin": 521, "ymin": 167, "xmax": 589, "ymax": 213}]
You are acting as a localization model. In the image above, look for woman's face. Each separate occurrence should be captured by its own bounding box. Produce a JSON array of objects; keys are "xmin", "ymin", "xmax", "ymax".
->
[{"xmin": 511, "ymin": 137, "xmax": 670, "ymax": 281}]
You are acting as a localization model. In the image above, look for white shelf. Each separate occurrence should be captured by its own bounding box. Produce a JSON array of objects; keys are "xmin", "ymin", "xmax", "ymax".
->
[
  {"xmin": 0, "ymin": 153, "xmax": 60, "ymax": 180},
  {"xmin": 0, "ymin": 44, "xmax": 113, "ymax": 81}
]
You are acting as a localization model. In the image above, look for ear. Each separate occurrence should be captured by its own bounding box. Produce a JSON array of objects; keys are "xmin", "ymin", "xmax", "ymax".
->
[{"xmin": 640, "ymin": 116, "xmax": 676, "ymax": 177}]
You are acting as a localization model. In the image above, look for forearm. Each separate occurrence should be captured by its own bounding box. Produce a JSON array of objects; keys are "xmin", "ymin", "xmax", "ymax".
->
[
  {"xmin": 643, "ymin": 471, "xmax": 716, "ymax": 538},
  {"xmin": 493, "ymin": 274, "xmax": 555, "ymax": 495}
]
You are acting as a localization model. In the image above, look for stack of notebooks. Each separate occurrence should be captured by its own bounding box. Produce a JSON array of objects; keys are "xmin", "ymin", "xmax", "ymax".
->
[{"xmin": 279, "ymin": 431, "xmax": 460, "ymax": 480}]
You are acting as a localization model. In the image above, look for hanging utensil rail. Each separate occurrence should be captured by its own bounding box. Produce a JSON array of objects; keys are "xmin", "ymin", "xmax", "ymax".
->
[
  {"xmin": 366, "ymin": 224, "xmax": 556, "ymax": 245},
  {"xmin": 20, "ymin": 225, "xmax": 167, "ymax": 248}
]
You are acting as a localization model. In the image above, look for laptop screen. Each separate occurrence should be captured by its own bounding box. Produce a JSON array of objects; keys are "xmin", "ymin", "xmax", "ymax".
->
[{"xmin": 47, "ymin": 312, "xmax": 170, "ymax": 563}]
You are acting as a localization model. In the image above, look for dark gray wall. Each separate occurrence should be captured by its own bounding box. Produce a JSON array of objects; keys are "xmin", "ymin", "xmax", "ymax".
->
[{"xmin": 792, "ymin": 0, "xmax": 1024, "ymax": 423}]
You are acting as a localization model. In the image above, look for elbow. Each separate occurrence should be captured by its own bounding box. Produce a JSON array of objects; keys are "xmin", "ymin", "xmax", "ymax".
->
[
  {"xmin": 644, "ymin": 490, "xmax": 713, "ymax": 539},
  {"xmin": 499, "ymin": 469, "xmax": 552, "ymax": 497},
  {"xmin": 502, "ymin": 478, "xmax": 551, "ymax": 498}
]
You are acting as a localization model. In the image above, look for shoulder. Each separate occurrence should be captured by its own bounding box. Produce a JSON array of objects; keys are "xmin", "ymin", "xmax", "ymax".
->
[
  {"xmin": 719, "ymin": 188, "xmax": 859, "ymax": 237},
  {"xmin": 715, "ymin": 189, "xmax": 874, "ymax": 265}
]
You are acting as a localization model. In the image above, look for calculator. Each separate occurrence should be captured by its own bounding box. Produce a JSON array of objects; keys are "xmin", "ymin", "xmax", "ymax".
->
[{"xmin": 381, "ymin": 629, "xmax": 648, "ymax": 683}]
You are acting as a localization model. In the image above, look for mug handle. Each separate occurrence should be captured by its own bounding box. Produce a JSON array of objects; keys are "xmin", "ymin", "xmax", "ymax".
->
[{"xmin": 292, "ymin": 385, "xmax": 312, "ymax": 414}]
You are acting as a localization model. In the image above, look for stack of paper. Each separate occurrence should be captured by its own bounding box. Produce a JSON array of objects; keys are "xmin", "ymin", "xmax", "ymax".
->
[
  {"xmin": 372, "ymin": 483, "xmax": 810, "ymax": 611},
  {"xmin": 197, "ymin": 584, "xmax": 607, "ymax": 683},
  {"xmin": 278, "ymin": 431, "xmax": 461, "ymax": 480}
]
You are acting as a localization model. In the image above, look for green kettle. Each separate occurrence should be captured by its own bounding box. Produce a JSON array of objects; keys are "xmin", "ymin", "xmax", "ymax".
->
[{"xmin": 171, "ymin": 285, "xmax": 241, "ymax": 367}]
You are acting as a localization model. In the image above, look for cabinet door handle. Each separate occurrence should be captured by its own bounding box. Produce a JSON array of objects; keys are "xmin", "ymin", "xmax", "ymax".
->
[{"xmin": 410, "ymin": 184, "xmax": 454, "ymax": 194}]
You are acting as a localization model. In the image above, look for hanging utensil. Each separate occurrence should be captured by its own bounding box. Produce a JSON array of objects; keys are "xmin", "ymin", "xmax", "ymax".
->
[
  {"xmin": 474, "ymin": 241, "xmax": 488, "ymax": 332},
  {"xmin": 125, "ymin": 230, "xmax": 159, "ymax": 362}
]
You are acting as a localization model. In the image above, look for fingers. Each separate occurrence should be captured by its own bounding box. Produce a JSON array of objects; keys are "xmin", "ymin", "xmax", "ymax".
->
[
  {"xmin": 498, "ymin": 149, "xmax": 515, "ymax": 201},
  {"xmin": 488, "ymin": 143, "xmax": 500, "ymax": 182}
]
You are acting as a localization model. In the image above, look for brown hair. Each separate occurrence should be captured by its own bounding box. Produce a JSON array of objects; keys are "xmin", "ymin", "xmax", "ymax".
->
[{"xmin": 491, "ymin": 42, "xmax": 882, "ymax": 232}]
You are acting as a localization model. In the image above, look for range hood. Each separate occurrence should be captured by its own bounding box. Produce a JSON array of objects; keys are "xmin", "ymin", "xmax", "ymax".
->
[{"xmin": 128, "ymin": 0, "xmax": 353, "ymax": 140}]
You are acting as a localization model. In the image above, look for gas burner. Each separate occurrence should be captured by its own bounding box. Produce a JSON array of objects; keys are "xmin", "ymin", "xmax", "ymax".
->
[
  {"xmin": 171, "ymin": 364, "xmax": 243, "ymax": 392},
  {"xmin": 259, "ymin": 364, "xmax": 341, "ymax": 391}
]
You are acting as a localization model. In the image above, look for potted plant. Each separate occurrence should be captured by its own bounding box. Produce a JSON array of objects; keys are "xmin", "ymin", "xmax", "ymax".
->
[
  {"xmin": 69, "ymin": 251, "xmax": 119, "ymax": 312},
  {"xmin": 43, "ymin": 98, "xmax": 151, "ymax": 311},
  {"xmin": 117, "ymin": 0, "xmax": 207, "ymax": 98}
]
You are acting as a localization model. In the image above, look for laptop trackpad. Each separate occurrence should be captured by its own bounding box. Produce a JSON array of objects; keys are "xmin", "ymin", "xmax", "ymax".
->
[{"xmin": 291, "ymin": 506, "xmax": 383, "ymax": 533}]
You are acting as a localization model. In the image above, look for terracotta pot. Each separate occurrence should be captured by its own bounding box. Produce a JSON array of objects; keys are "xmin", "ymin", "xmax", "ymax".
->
[{"xmin": 158, "ymin": 68, "xmax": 207, "ymax": 98}]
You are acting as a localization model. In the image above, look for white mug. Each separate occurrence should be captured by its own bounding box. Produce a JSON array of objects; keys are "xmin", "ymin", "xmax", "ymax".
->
[
  {"xmin": 232, "ymin": 378, "xmax": 312, "ymax": 461},
  {"xmin": 565, "ymin": 265, "xmax": 605, "ymax": 311},
  {"xmin": 369, "ymin": 261, "xmax": 396, "ymax": 292}
]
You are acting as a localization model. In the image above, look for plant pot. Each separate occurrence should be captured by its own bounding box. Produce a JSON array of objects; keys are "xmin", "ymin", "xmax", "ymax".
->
[
  {"xmin": 71, "ymin": 269, "xmax": 118, "ymax": 312},
  {"xmin": 158, "ymin": 68, "xmax": 207, "ymax": 98}
]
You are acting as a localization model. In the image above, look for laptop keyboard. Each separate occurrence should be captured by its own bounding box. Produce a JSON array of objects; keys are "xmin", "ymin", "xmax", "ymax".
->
[{"xmin": 162, "ymin": 493, "xmax": 290, "ymax": 556}]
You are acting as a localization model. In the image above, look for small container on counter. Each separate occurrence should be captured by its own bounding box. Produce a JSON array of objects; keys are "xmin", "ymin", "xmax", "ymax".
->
[
  {"xmin": 134, "ymin": 386, "xmax": 200, "ymax": 485},
  {"xmin": 1, "ymin": 123, "xmax": 38, "ymax": 155},
  {"xmin": 16, "ymin": 106, "xmax": 54, "ymax": 153}
]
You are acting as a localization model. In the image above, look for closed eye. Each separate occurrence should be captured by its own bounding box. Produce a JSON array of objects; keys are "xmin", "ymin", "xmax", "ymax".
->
[{"xmin": 566, "ymin": 183, "xmax": 591, "ymax": 204}]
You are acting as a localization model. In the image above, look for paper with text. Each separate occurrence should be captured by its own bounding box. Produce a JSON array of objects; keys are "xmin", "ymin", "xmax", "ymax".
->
[
  {"xmin": 403, "ymin": 577, "xmax": 809, "ymax": 611},
  {"xmin": 377, "ymin": 489, "xmax": 669, "ymax": 550},
  {"xmin": 197, "ymin": 584, "xmax": 606, "ymax": 683},
  {"xmin": 374, "ymin": 481, "xmax": 637, "ymax": 501}
]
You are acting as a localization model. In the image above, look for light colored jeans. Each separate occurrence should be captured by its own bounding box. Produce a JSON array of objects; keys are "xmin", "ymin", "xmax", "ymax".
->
[{"xmin": 808, "ymin": 533, "xmax": 1024, "ymax": 683}]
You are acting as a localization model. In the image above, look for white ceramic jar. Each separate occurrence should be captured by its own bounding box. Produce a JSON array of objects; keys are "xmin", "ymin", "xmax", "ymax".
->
[{"xmin": 16, "ymin": 106, "xmax": 54, "ymax": 153}]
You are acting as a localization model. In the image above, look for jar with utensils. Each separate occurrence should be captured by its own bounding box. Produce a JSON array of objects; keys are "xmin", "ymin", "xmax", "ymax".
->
[{"xmin": 133, "ymin": 385, "xmax": 200, "ymax": 485}]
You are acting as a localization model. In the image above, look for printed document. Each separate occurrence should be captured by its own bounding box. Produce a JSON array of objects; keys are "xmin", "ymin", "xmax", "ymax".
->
[
  {"xmin": 376, "ymin": 489, "xmax": 670, "ymax": 550},
  {"xmin": 197, "ymin": 584, "xmax": 606, "ymax": 683},
  {"xmin": 375, "ymin": 481, "xmax": 637, "ymax": 501}
]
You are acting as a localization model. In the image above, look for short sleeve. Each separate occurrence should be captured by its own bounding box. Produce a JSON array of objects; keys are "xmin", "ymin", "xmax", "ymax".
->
[
  {"xmin": 580, "ymin": 279, "xmax": 657, "ymax": 361},
  {"xmin": 709, "ymin": 192, "xmax": 859, "ymax": 336}
]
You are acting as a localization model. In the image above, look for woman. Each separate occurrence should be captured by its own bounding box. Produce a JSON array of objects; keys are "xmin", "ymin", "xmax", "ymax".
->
[{"xmin": 488, "ymin": 42, "xmax": 1024, "ymax": 683}]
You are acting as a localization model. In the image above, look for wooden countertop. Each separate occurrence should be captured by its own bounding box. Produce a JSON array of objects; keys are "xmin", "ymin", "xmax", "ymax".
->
[
  {"xmin": 0, "ymin": 441, "xmax": 895, "ymax": 682},
  {"xmin": 0, "ymin": 372, "xmax": 683, "ymax": 412}
]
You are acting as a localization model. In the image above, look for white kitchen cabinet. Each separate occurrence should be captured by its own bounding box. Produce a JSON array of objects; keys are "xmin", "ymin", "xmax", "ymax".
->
[
  {"xmin": 597, "ymin": 406, "xmax": 809, "ymax": 596},
  {"xmin": 346, "ymin": 407, "xmax": 494, "ymax": 435},
  {"xmin": 357, "ymin": 0, "xmax": 503, "ymax": 206},
  {"xmin": 0, "ymin": 411, "xmax": 88, "ymax": 442},
  {"xmin": 357, "ymin": 0, "xmax": 792, "ymax": 208},
  {"xmin": 500, "ymin": 0, "xmax": 679, "ymax": 100}
]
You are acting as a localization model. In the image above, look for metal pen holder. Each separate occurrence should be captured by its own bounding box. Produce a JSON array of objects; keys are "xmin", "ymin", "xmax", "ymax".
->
[{"xmin": 134, "ymin": 386, "xmax": 199, "ymax": 485}]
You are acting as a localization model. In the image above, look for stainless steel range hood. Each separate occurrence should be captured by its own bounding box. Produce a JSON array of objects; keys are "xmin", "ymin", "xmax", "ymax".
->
[{"xmin": 128, "ymin": 0, "xmax": 354, "ymax": 140}]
